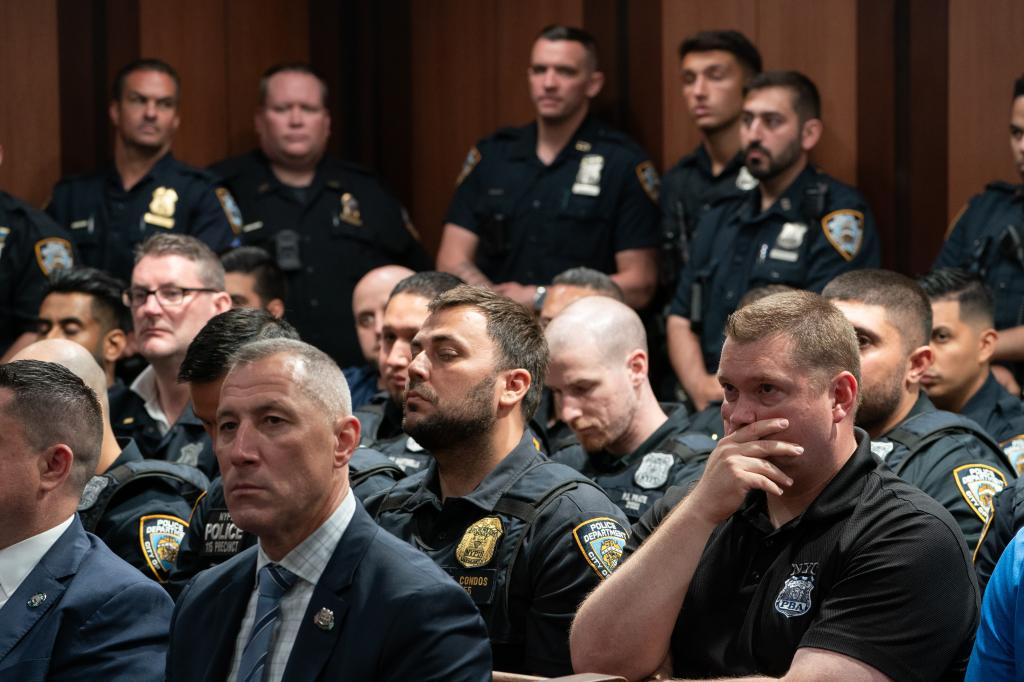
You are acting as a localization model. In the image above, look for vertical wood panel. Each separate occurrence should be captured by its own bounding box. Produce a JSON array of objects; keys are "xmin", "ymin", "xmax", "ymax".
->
[
  {"xmin": 138, "ymin": 0, "xmax": 229, "ymax": 167},
  {"xmin": 947, "ymin": 0, "xmax": 1024, "ymax": 221},
  {"xmin": 0, "ymin": 0, "xmax": 61, "ymax": 206}
]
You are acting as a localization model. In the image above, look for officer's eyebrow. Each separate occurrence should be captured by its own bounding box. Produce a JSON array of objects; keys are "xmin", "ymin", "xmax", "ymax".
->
[{"xmin": 56, "ymin": 315, "xmax": 86, "ymax": 326}]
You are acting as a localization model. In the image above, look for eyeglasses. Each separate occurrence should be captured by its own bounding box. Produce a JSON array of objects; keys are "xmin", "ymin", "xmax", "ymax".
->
[{"xmin": 122, "ymin": 286, "xmax": 221, "ymax": 308}]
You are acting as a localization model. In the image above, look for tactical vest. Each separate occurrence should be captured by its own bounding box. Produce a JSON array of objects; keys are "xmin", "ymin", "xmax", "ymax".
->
[
  {"xmin": 877, "ymin": 410, "xmax": 1015, "ymax": 474},
  {"xmin": 78, "ymin": 460, "xmax": 210, "ymax": 532},
  {"xmin": 374, "ymin": 460, "xmax": 608, "ymax": 659},
  {"xmin": 355, "ymin": 401, "xmax": 386, "ymax": 446},
  {"xmin": 350, "ymin": 447, "xmax": 406, "ymax": 486}
]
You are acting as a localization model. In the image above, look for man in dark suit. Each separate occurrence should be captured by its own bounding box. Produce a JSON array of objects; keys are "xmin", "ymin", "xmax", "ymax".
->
[
  {"xmin": 0, "ymin": 359, "xmax": 173, "ymax": 680},
  {"xmin": 167, "ymin": 338, "xmax": 491, "ymax": 682}
]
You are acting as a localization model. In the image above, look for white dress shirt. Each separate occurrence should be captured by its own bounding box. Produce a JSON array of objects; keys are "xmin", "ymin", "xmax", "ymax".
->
[
  {"xmin": 0, "ymin": 515, "xmax": 75, "ymax": 610},
  {"xmin": 226, "ymin": 491, "xmax": 356, "ymax": 682},
  {"xmin": 130, "ymin": 365, "xmax": 171, "ymax": 435}
]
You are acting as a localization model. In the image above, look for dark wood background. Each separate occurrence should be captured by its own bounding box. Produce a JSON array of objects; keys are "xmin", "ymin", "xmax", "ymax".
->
[{"xmin": 1, "ymin": 0, "xmax": 1020, "ymax": 276}]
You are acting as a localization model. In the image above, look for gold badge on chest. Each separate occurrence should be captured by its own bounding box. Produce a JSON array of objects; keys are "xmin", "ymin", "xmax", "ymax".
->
[
  {"xmin": 455, "ymin": 516, "xmax": 504, "ymax": 568},
  {"xmin": 144, "ymin": 187, "xmax": 178, "ymax": 229},
  {"xmin": 339, "ymin": 192, "xmax": 363, "ymax": 226}
]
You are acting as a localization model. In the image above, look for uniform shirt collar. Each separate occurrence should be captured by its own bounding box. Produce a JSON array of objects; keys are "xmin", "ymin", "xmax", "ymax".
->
[
  {"xmin": 109, "ymin": 437, "xmax": 145, "ymax": 468},
  {"xmin": 255, "ymin": 489, "xmax": 356, "ymax": 588},
  {"xmin": 690, "ymin": 145, "xmax": 747, "ymax": 180},
  {"xmin": 130, "ymin": 365, "xmax": 171, "ymax": 434},
  {"xmin": 0, "ymin": 515, "xmax": 75, "ymax": 609},
  {"xmin": 510, "ymin": 116, "xmax": 600, "ymax": 164},
  {"xmin": 741, "ymin": 164, "xmax": 816, "ymax": 222},
  {"xmin": 107, "ymin": 152, "xmax": 175, "ymax": 191},
  {"xmin": 961, "ymin": 372, "xmax": 1006, "ymax": 418},
  {"xmin": 589, "ymin": 403, "xmax": 693, "ymax": 472}
]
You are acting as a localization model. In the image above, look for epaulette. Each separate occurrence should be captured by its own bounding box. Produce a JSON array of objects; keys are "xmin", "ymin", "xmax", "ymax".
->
[
  {"xmin": 984, "ymin": 181, "xmax": 1020, "ymax": 195},
  {"xmin": 175, "ymin": 161, "xmax": 219, "ymax": 182}
]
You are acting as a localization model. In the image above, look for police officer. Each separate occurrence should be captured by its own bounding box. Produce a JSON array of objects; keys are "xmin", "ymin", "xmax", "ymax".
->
[
  {"xmin": 668, "ymin": 70, "xmax": 881, "ymax": 412},
  {"xmin": 168, "ymin": 306, "xmax": 403, "ymax": 596},
  {"xmin": 824, "ymin": 269, "xmax": 1016, "ymax": 546},
  {"xmin": 437, "ymin": 25, "xmax": 660, "ymax": 312},
  {"xmin": 934, "ymin": 75, "xmax": 1024, "ymax": 385},
  {"xmin": 546, "ymin": 296, "xmax": 715, "ymax": 522},
  {"xmin": 919, "ymin": 268, "xmax": 1024, "ymax": 470},
  {"xmin": 47, "ymin": 59, "xmax": 237, "ymax": 284},
  {"xmin": 13, "ymin": 339, "xmax": 206, "ymax": 584},
  {"xmin": 354, "ymin": 271, "xmax": 464, "ymax": 473},
  {"xmin": 661, "ymin": 30, "xmax": 762, "ymax": 278},
  {"xmin": 0, "ymin": 144, "xmax": 77, "ymax": 358},
  {"xmin": 366, "ymin": 285, "xmax": 628, "ymax": 676},
  {"xmin": 209, "ymin": 63, "xmax": 430, "ymax": 368}
]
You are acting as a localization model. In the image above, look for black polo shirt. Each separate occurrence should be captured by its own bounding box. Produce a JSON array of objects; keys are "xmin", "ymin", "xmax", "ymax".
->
[
  {"xmin": 366, "ymin": 432, "xmax": 629, "ymax": 676},
  {"xmin": 46, "ymin": 153, "xmax": 238, "ymax": 282},
  {"xmin": 551, "ymin": 403, "xmax": 715, "ymax": 523},
  {"xmin": 445, "ymin": 117, "xmax": 660, "ymax": 285},
  {"xmin": 210, "ymin": 151, "xmax": 431, "ymax": 367},
  {"xmin": 626, "ymin": 430, "xmax": 978, "ymax": 681},
  {"xmin": 0, "ymin": 190, "xmax": 76, "ymax": 352}
]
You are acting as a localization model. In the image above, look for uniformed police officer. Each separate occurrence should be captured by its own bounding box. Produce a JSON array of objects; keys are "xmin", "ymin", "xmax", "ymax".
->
[
  {"xmin": 13, "ymin": 339, "xmax": 206, "ymax": 585},
  {"xmin": 366, "ymin": 285, "xmax": 628, "ymax": 676},
  {"xmin": 660, "ymin": 30, "xmax": 762, "ymax": 278},
  {"xmin": 918, "ymin": 269, "xmax": 1024, "ymax": 471},
  {"xmin": 209, "ymin": 63, "xmax": 431, "ymax": 368},
  {"xmin": 46, "ymin": 59, "xmax": 238, "ymax": 283},
  {"xmin": 36, "ymin": 267, "xmax": 128, "ymax": 388},
  {"xmin": 934, "ymin": 75, "xmax": 1024, "ymax": 387},
  {"xmin": 437, "ymin": 25, "xmax": 660, "ymax": 311},
  {"xmin": 110, "ymin": 234, "xmax": 232, "ymax": 478},
  {"xmin": 355, "ymin": 271, "xmax": 464, "ymax": 473},
  {"xmin": 546, "ymin": 297, "xmax": 715, "ymax": 522},
  {"xmin": 168, "ymin": 307, "xmax": 403, "ymax": 596},
  {"xmin": 571, "ymin": 290, "xmax": 979, "ymax": 681},
  {"xmin": 824, "ymin": 269, "xmax": 1016, "ymax": 546},
  {"xmin": 668, "ymin": 70, "xmax": 881, "ymax": 412},
  {"xmin": 0, "ymin": 145, "xmax": 76, "ymax": 358}
]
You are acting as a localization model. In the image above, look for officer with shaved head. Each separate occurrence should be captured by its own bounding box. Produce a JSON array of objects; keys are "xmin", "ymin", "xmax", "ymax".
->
[{"xmin": 547, "ymin": 297, "xmax": 715, "ymax": 522}]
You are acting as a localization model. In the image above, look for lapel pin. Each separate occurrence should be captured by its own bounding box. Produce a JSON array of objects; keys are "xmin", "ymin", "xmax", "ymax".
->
[
  {"xmin": 313, "ymin": 607, "xmax": 335, "ymax": 631},
  {"xmin": 27, "ymin": 593, "xmax": 47, "ymax": 608}
]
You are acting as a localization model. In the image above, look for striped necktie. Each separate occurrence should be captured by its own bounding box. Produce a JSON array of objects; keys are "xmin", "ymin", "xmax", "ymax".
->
[{"xmin": 236, "ymin": 563, "xmax": 298, "ymax": 682}]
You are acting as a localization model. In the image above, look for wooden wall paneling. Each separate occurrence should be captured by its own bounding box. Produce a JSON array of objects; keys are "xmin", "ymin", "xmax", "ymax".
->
[
  {"xmin": 138, "ymin": 0, "xmax": 229, "ymax": 167},
  {"xmin": 947, "ymin": 0, "xmax": 1024, "ymax": 223},
  {"xmin": 56, "ymin": 0, "xmax": 108, "ymax": 179},
  {"xmin": 224, "ymin": 0, "xmax": 310, "ymax": 156},
  {"xmin": 856, "ymin": 0, "xmax": 897, "ymax": 270},
  {"xmin": 582, "ymin": 0, "xmax": 624, "ymax": 130},
  {"xmin": 620, "ymin": 0, "xmax": 663, "ymax": 166},
  {"xmin": 658, "ymin": 0, "xmax": 757, "ymax": 173},
  {"xmin": 757, "ymin": 0, "xmax": 858, "ymax": 186},
  {"xmin": 0, "ymin": 0, "xmax": 62, "ymax": 207}
]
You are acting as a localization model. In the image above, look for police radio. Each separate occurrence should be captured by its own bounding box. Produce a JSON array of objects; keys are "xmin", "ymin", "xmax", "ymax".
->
[{"xmin": 275, "ymin": 229, "xmax": 302, "ymax": 271}]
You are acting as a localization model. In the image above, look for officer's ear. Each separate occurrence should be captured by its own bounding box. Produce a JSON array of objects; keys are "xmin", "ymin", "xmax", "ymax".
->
[
  {"xmin": 497, "ymin": 368, "xmax": 531, "ymax": 413},
  {"xmin": 906, "ymin": 344, "xmax": 934, "ymax": 386},
  {"xmin": 830, "ymin": 371, "xmax": 857, "ymax": 424},
  {"xmin": 625, "ymin": 348, "xmax": 648, "ymax": 387},
  {"xmin": 266, "ymin": 298, "xmax": 286, "ymax": 319},
  {"xmin": 38, "ymin": 443, "xmax": 74, "ymax": 494},
  {"xmin": 108, "ymin": 99, "xmax": 121, "ymax": 128},
  {"xmin": 332, "ymin": 415, "xmax": 360, "ymax": 471},
  {"xmin": 979, "ymin": 327, "xmax": 998, "ymax": 364},
  {"xmin": 101, "ymin": 327, "xmax": 128, "ymax": 365},
  {"xmin": 585, "ymin": 69, "xmax": 605, "ymax": 99},
  {"xmin": 799, "ymin": 118, "xmax": 823, "ymax": 152}
]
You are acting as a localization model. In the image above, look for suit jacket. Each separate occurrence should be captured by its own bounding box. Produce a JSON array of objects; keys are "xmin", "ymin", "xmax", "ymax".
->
[
  {"xmin": 167, "ymin": 501, "xmax": 492, "ymax": 682},
  {"xmin": 0, "ymin": 516, "xmax": 174, "ymax": 681}
]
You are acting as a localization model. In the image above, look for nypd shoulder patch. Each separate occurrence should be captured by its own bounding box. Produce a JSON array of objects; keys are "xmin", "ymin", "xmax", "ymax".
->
[
  {"xmin": 572, "ymin": 517, "xmax": 628, "ymax": 579},
  {"xmin": 139, "ymin": 514, "xmax": 188, "ymax": 582},
  {"xmin": 215, "ymin": 187, "xmax": 243, "ymax": 234},
  {"xmin": 820, "ymin": 209, "xmax": 864, "ymax": 262},
  {"xmin": 953, "ymin": 464, "xmax": 1007, "ymax": 522},
  {"xmin": 455, "ymin": 146, "xmax": 482, "ymax": 187},
  {"xmin": 635, "ymin": 160, "xmax": 660, "ymax": 204},
  {"xmin": 1000, "ymin": 435, "xmax": 1024, "ymax": 475},
  {"xmin": 34, "ymin": 237, "xmax": 74, "ymax": 276}
]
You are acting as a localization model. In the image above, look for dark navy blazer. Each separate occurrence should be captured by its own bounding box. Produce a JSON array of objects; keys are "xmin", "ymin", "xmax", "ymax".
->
[
  {"xmin": 0, "ymin": 516, "xmax": 173, "ymax": 681},
  {"xmin": 167, "ymin": 500, "xmax": 492, "ymax": 682}
]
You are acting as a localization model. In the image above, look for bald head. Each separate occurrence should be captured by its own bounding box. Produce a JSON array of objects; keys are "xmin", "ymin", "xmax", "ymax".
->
[
  {"xmin": 12, "ymin": 339, "xmax": 110, "ymax": 417},
  {"xmin": 352, "ymin": 265, "xmax": 417, "ymax": 364},
  {"xmin": 546, "ymin": 296, "xmax": 647, "ymax": 365}
]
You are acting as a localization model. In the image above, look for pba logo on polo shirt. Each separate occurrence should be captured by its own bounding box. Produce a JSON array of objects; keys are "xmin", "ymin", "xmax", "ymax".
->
[{"xmin": 774, "ymin": 562, "xmax": 818, "ymax": 618}]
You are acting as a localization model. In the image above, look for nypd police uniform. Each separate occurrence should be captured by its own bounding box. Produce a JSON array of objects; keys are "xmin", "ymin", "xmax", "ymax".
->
[
  {"xmin": 46, "ymin": 153, "xmax": 238, "ymax": 282},
  {"xmin": 871, "ymin": 392, "xmax": 1015, "ymax": 547},
  {"xmin": 934, "ymin": 182, "xmax": 1024, "ymax": 334},
  {"xmin": 209, "ymin": 151, "xmax": 431, "ymax": 367},
  {"xmin": 0, "ymin": 190, "xmax": 76, "ymax": 353},
  {"xmin": 445, "ymin": 117, "xmax": 661, "ymax": 286},
  {"xmin": 353, "ymin": 392, "xmax": 431, "ymax": 475},
  {"xmin": 78, "ymin": 438, "xmax": 207, "ymax": 584},
  {"xmin": 660, "ymin": 146, "xmax": 755, "ymax": 274},
  {"xmin": 166, "ymin": 446, "xmax": 404, "ymax": 599},
  {"xmin": 670, "ymin": 165, "xmax": 881, "ymax": 372},
  {"xmin": 108, "ymin": 382, "xmax": 217, "ymax": 480},
  {"xmin": 366, "ymin": 432, "xmax": 629, "ymax": 676},
  {"xmin": 960, "ymin": 372, "xmax": 1024, "ymax": 473},
  {"xmin": 551, "ymin": 404, "xmax": 715, "ymax": 522},
  {"xmin": 625, "ymin": 430, "xmax": 978, "ymax": 680}
]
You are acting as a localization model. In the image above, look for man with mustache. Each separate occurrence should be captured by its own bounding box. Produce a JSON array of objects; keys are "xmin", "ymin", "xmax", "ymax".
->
[
  {"xmin": 437, "ymin": 25, "xmax": 660, "ymax": 311},
  {"xmin": 666, "ymin": 70, "xmax": 880, "ymax": 413},
  {"xmin": 47, "ymin": 59, "xmax": 238, "ymax": 283},
  {"xmin": 366, "ymin": 285, "xmax": 628, "ymax": 676}
]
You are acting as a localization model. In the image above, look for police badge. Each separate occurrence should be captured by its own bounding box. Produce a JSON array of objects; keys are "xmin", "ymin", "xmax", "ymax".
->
[
  {"xmin": 572, "ymin": 154, "xmax": 604, "ymax": 196},
  {"xmin": 820, "ymin": 209, "xmax": 865, "ymax": 262},
  {"xmin": 77, "ymin": 475, "xmax": 110, "ymax": 511},
  {"xmin": 456, "ymin": 516, "xmax": 504, "ymax": 568},
  {"xmin": 735, "ymin": 166, "xmax": 759, "ymax": 191},
  {"xmin": 144, "ymin": 187, "xmax": 178, "ymax": 228},
  {"xmin": 634, "ymin": 452, "xmax": 675, "ymax": 490},
  {"xmin": 176, "ymin": 442, "xmax": 204, "ymax": 468},
  {"xmin": 339, "ymin": 192, "xmax": 363, "ymax": 226},
  {"xmin": 869, "ymin": 440, "xmax": 895, "ymax": 461},
  {"xmin": 774, "ymin": 574, "xmax": 814, "ymax": 618}
]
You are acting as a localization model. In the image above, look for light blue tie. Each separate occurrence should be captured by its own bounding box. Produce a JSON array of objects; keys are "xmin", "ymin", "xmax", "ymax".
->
[{"xmin": 236, "ymin": 563, "xmax": 298, "ymax": 682}]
